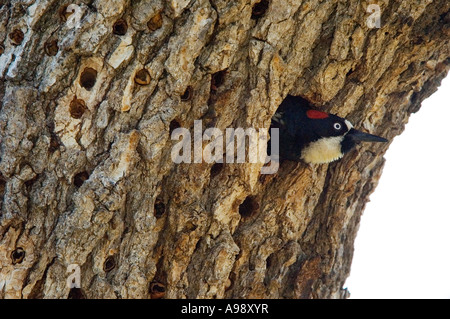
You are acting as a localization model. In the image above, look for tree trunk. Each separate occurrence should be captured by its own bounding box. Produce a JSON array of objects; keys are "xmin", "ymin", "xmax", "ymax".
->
[{"xmin": 0, "ymin": 0, "xmax": 448, "ymax": 299}]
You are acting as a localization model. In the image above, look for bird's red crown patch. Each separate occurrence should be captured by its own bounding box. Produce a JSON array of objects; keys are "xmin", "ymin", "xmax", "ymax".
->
[{"xmin": 306, "ymin": 109, "xmax": 329, "ymax": 119}]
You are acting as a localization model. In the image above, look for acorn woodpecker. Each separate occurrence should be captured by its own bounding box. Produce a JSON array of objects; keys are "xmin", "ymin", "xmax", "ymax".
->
[{"xmin": 270, "ymin": 95, "xmax": 388, "ymax": 164}]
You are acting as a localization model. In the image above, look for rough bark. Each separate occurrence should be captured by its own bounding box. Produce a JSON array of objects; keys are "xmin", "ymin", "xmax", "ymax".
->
[{"xmin": 0, "ymin": 0, "xmax": 449, "ymax": 299}]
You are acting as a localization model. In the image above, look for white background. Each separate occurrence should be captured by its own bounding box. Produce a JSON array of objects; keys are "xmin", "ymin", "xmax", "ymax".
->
[{"xmin": 345, "ymin": 75, "xmax": 450, "ymax": 299}]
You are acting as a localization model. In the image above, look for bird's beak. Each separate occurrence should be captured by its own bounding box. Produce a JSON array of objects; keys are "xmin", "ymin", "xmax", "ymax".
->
[{"xmin": 347, "ymin": 128, "xmax": 388, "ymax": 143}]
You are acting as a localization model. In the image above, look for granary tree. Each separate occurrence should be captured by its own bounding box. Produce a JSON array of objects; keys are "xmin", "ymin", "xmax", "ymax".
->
[{"xmin": 0, "ymin": 0, "xmax": 449, "ymax": 298}]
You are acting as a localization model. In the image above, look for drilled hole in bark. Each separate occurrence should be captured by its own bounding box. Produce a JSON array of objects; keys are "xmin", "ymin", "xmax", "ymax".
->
[
  {"xmin": 59, "ymin": 4, "xmax": 75, "ymax": 22},
  {"xmin": 211, "ymin": 70, "xmax": 227, "ymax": 91},
  {"xmin": 69, "ymin": 96, "xmax": 87, "ymax": 119},
  {"xmin": 346, "ymin": 68, "xmax": 355, "ymax": 78},
  {"xmin": 134, "ymin": 68, "xmax": 151, "ymax": 85},
  {"xmin": 264, "ymin": 253, "xmax": 276, "ymax": 286},
  {"xmin": 149, "ymin": 281, "xmax": 165, "ymax": 299},
  {"xmin": 239, "ymin": 195, "xmax": 260, "ymax": 218},
  {"xmin": 67, "ymin": 288, "xmax": 86, "ymax": 299},
  {"xmin": 79, "ymin": 67, "xmax": 97, "ymax": 90},
  {"xmin": 49, "ymin": 132, "xmax": 61, "ymax": 153},
  {"xmin": 0, "ymin": 44, "xmax": 5, "ymax": 55},
  {"xmin": 266, "ymin": 253, "xmax": 274, "ymax": 269},
  {"xmin": 112, "ymin": 18, "xmax": 128, "ymax": 35},
  {"xmin": 211, "ymin": 72, "xmax": 225, "ymax": 89},
  {"xmin": 0, "ymin": 174, "xmax": 6, "ymax": 199},
  {"xmin": 181, "ymin": 86, "xmax": 193, "ymax": 101},
  {"xmin": 194, "ymin": 239, "xmax": 201, "ymax": 252},
  {"xmin": 154, "ymin": 197, "xmax": 166, "ymax": 218},
  {"xmin": 169, "ymin": 119, "xmax": 181, "ymax": 135},
  {"xmin": 44, "ymin": 39, "xmax": 59, "ymax": 56},
  {"xmin": 103, "ymin": 255, "xmax": 116, "ymax": 272},
  {"xmin": 9, "ymin": 29, "xmax": 24, "ymax": 46},
  {"xmin": 210, "ymin": 162, "xmax": 224, "ymax": 178},
  {"xmin": 73, "ymin": 171, "xmax": 89, "ymax": 188},
  {"xmin": 147, "ymin": 12, "xmax": 163, "ymax": 31},
  {"xmin": 11, "ymin": 247, "xmax": 25, "ymax": 265},
  {"xmin": 251, "ymin": 0, "xmax": 269, "ymax": 19}
]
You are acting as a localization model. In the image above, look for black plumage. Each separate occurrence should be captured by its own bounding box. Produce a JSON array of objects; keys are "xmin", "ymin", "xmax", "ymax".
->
[{"xmin": 269, "ymin": 95, "xmax": 387, "ymax": 163}]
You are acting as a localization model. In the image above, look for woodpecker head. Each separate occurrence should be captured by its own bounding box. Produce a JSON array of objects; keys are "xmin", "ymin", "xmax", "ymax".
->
[{"xmin": 271, "ymin": 95, "xmax": 388, "ymax": 164}]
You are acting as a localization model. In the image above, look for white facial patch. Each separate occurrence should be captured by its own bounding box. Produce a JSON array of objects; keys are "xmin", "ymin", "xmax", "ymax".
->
[
  {"xmin": 300, "ymin": 136, "xmax": 345, "ymax": 164},
  {"xmin": 344, "ymin": 119, "xmax": 353, "ymax": 130}
]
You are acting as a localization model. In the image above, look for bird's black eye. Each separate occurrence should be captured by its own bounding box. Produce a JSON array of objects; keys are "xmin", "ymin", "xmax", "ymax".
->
[{"xmin": 333, "ymin": 122, "xmax": 342, "ymax": 130}]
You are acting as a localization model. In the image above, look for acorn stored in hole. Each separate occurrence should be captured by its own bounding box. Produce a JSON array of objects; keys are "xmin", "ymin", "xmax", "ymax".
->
[
  {"xmin": 11, "ymin": 247, "xmax": 25, "ymax": 265},
  {"xmin": 44, "ymin": 39, "xmax": 59, "ymax": 56},
  {"xmin": 9, "ymin": 29, "xmax": 24, "ymax": 46},
  {"xmin": 103, "ymin": 255, "xmax": 116, "ymax": 272},
  {"xmin": 69, "ymin": 96, "xmax": 87, "ymax": 119},
  {"xmin": 147, "ymin": 12, "xmax": 163, "ymax": 31},
  {"xmin": 149, "ymin": 281, "xmax": 165, "ymax": 299},
  {"xmin": 59, "ymin": 4, "xmax": 75, "ymax": 22},
  {"xmin": 134, "ymin": 68, "xmax": 151, "ymax": 85}
]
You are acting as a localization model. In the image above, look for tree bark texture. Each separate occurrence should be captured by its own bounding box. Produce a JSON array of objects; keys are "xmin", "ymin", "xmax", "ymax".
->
[{"xmin": 0, "ymin": 0, "xmax": 449, "ymax": 299}]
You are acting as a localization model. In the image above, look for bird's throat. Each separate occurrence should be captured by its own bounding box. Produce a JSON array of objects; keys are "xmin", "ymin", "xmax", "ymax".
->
[{"xmin": 300, "ymin": 136, "xmax": 345, "ymax": 164}]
